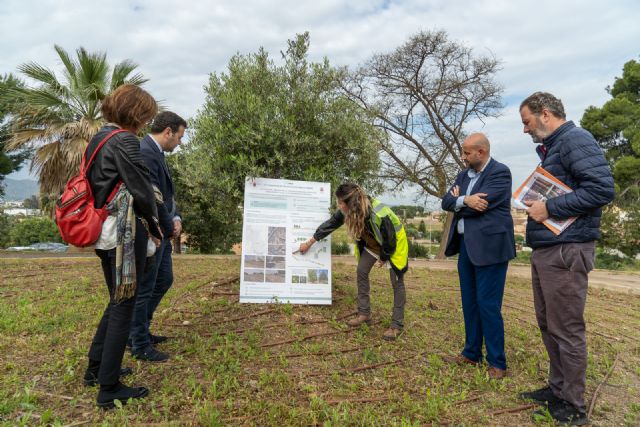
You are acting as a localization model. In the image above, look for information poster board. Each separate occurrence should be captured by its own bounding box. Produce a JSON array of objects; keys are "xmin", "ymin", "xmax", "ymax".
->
[{"xmin": 240, "ymin": 177, "xmax": 332, "ymax": 304}]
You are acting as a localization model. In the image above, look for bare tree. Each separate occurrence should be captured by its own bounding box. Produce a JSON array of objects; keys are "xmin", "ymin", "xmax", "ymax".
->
[{"xmin": 341, "ymin": 30, "xmax": 503, "ymax": 258}]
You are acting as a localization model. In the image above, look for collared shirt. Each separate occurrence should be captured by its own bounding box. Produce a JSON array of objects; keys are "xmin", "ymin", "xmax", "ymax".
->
[
  {"xmin": 148, "ymin": 135, "xmax": 181, "ymax": 223},
  {"xmin": 149, "ymin": 134, "xmax": 163, "ymax": 153},
  {"xmin": 455, "ymin": 157, "xmax": 491, "ymax": 234}
]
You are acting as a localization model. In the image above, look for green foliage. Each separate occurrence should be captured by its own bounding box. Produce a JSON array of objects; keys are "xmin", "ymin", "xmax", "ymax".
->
[
  {"xmin": 8, "ymin": 216, "xmax": 61, "ymax": 246},
  {"xmin": 418, "ymin": 220, "xmax": 427, "ymax": 234},
  {"xmin": 514, "ymin": 250, "xmax": 532, "ymax": 264},
  {"xmin": 391, "ymin": 205, "xmax": 425, "ymax": 219},
  {"xmin": 0, "ymin": 75, "xmax": 31, "ymax": 197},
  {"xmin": 408, "ymin": 240, "xmax": 429, "ymax": 258},
  {"xmin": 0, "ymin": 213, "xmax": 17, "ymax": 248},
  {"xmin": 404, "ymin": 225, "xmax": 423, "ymax": 239},
  {"xmin": 175, "ymin": 33, "xmax": 382, "ymax": 253},
  {"xmin": 331, "ymin": 240, "xmax": 350, "ymax": 255},
  {"xmin": 594, "ymin": 248, "xmax": 640, "ymax": 271},
  {"xmin": 428, "ymin": 229, "xmax": 443, "ymax": 243},
  {"xmin": 581, "ymin": 58, "xmax": 640, "ymax": 257},
  {"xmin": 513, "ymin": 248, "xmax": 639, "ymax": 271},
  {"xmin": 22, "ymin": 195, "xmax": 39, "ymax": 209}
]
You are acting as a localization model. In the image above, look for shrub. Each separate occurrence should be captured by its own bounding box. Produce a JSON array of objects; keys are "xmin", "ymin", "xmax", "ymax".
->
[
  {"xmin": 332, "ymin": 241, "xmax": 351, "ymax": 255},
  {"xmin": 9, "ymin": 216, "xmax": 62, "ymax": 246},
  {"xmin": 408, "ymin": 240, "xmax": 429, "ymax": 258}
]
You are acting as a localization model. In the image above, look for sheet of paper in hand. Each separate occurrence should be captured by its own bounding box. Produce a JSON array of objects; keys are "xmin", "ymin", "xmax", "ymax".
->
[
  {"xmin": 240, "ymin": 177, "xmax": 332, "ymax": 304},
  {"xmin": 513, "ymin": 166, "xmax": 577, "ymax": 235}
]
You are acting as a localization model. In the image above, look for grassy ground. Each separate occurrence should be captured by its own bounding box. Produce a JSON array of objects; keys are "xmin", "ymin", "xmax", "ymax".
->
[{"xmin": 1, "ymin": 255, "xmax": 639, "ymax": 426}]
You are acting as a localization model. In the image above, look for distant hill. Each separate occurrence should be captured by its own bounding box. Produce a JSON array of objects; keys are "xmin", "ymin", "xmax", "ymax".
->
[{"xmin": 1, "ymin": 178, "xmax": 39, "ymax": 201}]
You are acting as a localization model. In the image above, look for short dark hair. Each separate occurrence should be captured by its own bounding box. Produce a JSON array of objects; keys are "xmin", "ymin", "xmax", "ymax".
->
[
  {"xmin": 150, "ymin": 111, "xmax": 187, "ymax": 133},
  {"xmin": 101, "ymin": 84, "xmax": 157, "ymax": 131},
  {"xmin": 520, "ymin": 92, "xmax": 566, "ymax": 119}
]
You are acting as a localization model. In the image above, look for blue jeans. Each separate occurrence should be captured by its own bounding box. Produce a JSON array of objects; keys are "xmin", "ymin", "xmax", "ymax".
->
[
  {"xmin": 129, "ymin": 238, "xmax": 173, "ymax": 352},
  {"xmin": 457, "ymin": 236, "xmax": 508, "ymax": 370}
]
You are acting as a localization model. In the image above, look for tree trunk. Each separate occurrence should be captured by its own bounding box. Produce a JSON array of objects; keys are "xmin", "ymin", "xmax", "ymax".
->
[
  {"xmin": 435, "ymin": 212, "xmax": 454, "ymax": 260},
  {"xmin": 173, "ymin": 235, "xmax": 182, "ymax": 254}
]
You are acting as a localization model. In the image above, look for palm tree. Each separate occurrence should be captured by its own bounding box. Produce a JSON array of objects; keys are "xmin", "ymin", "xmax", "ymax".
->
[{"xmin": 3, "ymin": 45, "xmax": 148, "ymax": 212}]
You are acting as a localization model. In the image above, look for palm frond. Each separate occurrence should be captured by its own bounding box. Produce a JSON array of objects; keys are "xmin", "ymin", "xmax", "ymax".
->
[
  {"xmin": 77, "ymin": 47, "xmax": 109, "ymax": 96},
  {"xmin": 8, "ymin": 44, "xmax": 150, "ymax": 201},
  {"xmin": 124, "ymin": 72, "xmax": 149, "ymax": 87},
  {"xmin": 111, "ymin": 59, "xmax": 147, "ymax": 89},
  {"xmin": 54, "ymin": 44, "xmax": 77, "ymax": 82}
]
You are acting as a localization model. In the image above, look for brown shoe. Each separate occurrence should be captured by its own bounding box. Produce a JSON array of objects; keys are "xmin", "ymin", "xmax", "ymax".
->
[
  {"xmin": 382, "ymin": 328, "xmax": 402, "ymax": 341},
  {"xmin": 442, "ymin": 354, "xmax": 479, "ymax": 366},
  {"xmin": 487, "ymin": 366, "xmax": 507, "ymax": 379},
  {"xmin": 346, "ymin": 314, "xmax": 372, "ymax": 327}
]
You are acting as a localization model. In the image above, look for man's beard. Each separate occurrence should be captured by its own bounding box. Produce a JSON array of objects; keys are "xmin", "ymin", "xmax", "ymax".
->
[{"xmin": 530, "ymin": 122, "xmax": 550, "ymax": 144}]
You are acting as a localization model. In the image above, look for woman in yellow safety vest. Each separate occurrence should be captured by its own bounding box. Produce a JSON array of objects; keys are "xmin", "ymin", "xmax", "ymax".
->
[{"xmin": 299, "ymin": 183, "xmax": 409, "ymax": 341}]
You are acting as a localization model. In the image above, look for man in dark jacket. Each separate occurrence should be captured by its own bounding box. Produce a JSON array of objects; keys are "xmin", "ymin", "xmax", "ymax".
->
[
  {"xmin": 129, "ymin": 111, "xmax": 186, "ymax": 362},
  {"xmin": 441, "ymin": 133, "xmax": 516, "ymax": 379},
  {"xmin": 518, "ymin": 92, "xmax": 614, "ymax": 425}
]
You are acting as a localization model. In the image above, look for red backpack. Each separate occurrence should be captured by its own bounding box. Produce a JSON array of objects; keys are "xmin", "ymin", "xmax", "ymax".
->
[{"xmin": 55, "ymin": 129, "xmax": 126, "ymax": 247}]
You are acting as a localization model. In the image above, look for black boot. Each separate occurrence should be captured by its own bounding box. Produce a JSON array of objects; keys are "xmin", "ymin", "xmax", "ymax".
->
[
  {"xmin": 84, "ymin": 359, "xmax": 134, "ymax": 387},
  {"xmin": 96, "ymin": 382, "xmax": 149, "ymax": 409}
]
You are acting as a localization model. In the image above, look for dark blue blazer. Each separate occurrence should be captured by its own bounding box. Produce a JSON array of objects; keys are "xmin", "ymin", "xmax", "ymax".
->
[
  {"xmin": 140, "ymin": 135, "xmax": 179, "ymax": 237},
  {"xmin": 441, "ymin": 158, "xmax": 516, "ymax": 267}
]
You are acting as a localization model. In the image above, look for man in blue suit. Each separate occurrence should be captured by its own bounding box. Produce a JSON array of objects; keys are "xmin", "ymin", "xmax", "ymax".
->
[
  {"xmin": 130, "ymin": 111, "xmax": 187, "ymax": 362},
  {"xmin": 441, "ymin": 133, "xmax": 516, "ymax": 379}
]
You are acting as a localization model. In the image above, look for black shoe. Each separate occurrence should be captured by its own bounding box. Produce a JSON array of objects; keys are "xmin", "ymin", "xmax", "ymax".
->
[
  {"xmin": 519, "ymin": 385, "xmax": 561, "ymax": 406},
  {"xmin": 83, "ymin": 367, "xmax": 133, "ymax": 387},
  {"xmin": 150, "ymin": 334, "xmax": 168, "ymax": 344},
  {"xmin": 536, "ymin": 399, "xmax": 588, "ymax": 426},
  {"xmin": 96, "ymin": 382, "xmax": 149, "ymax": 409},
  {"xmin": 132, "ymin": 346, "xmax": 169, "ymax": 362}
]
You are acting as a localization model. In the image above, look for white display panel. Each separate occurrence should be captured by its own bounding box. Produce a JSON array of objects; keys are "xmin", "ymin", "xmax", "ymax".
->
[{"xmin": 240, "ymin": 177, "xmax": 332, "ymax": 304}]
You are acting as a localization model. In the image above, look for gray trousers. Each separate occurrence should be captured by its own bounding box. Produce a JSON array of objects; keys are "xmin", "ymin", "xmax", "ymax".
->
[
  {"xmin": 531, "ymin": 241, "xmax": 595, "ymax": 412},
  {"xmin": 356, "ymin": 249, "xmax": 406, "ymax": 329}
]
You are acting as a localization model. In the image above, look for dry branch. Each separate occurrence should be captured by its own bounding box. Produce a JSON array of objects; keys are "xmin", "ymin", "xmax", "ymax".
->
[
  {"xmin": 488, "ymin": 403, "xmax": 536, "ymax": 416},
  {"xmin": 325, "ymin": 396, "xmax": 392, "ymax": 405},
  {"xmin": 454, "ymin": 395, "xmax": 482, "ymax": 405},
  {"xmin": 261, "ymin": 327, "xmax": 356, "ymax": 349},
  {"xmin": 36, "ymin": 390, "xmax": 74, "ymax": 401},
  {"xmin": 208, "ymin": 308, "xmax": 275, "ymax": 325},
  {"xmin": 283, "ymin": 346, "xmax": 366, "ymax": 359},
  {"xmin": 171, "ymin": 275, "xmax": 239, "ymax": 306},
  {"xmin": 588, "ymin": 352, "xmax": 620, "ymax": 419}
]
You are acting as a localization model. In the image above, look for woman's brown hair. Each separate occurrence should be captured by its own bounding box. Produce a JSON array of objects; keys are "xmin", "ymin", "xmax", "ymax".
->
[
  {"xmin": 101, "ymin": 84, "xmax": 157, "ymax": 132},
  {"xmin": 335, "ymin": 183, "xmax": 370, "ymax": 240}
]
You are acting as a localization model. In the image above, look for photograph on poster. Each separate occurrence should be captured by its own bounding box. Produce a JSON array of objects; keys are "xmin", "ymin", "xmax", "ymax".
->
[
  {"xmin": 244, "ymin": 269, "xmax": 265, "ymax": 282},
  {"xmin": 244, "ymin": 255, "xmax": 265, "ymax": 268},
  {"xmin": 265, "ymin": 269, "xmax": 286, "ymax": 283},
  {"xmin": 266, "ymin": 256, "xmax": 286, "ymax": 269},
  {"xmin": 243, "ymin": 225, "xmax": 268, "ymax": 255}
]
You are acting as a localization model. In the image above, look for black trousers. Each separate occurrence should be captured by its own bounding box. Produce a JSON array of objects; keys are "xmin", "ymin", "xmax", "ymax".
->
[{"xmin": 88, "ymin": 218, "xmax": 148, "ymax": 385}]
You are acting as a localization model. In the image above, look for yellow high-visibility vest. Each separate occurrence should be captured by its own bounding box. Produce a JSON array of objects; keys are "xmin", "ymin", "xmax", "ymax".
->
[{"xmin": 353, "ymin": 198, "xmax": 408, "ymax": 271}]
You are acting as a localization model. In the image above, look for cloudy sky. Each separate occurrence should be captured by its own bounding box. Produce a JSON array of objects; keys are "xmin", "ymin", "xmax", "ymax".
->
[{"xmin": 2, "ymin": 0, "xmax": 639, "ymax": 206}]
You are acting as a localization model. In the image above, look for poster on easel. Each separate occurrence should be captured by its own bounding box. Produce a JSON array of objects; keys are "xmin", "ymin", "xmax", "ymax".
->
[{"xmin": 240, "ymin": 177, "xmax": 332, "ymax": 305}]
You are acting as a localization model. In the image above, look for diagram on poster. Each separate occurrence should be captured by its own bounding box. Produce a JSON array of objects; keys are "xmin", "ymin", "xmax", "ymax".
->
[{"xmin": 240, "ymin": 177, "xmax": 332, "ymax": 304}]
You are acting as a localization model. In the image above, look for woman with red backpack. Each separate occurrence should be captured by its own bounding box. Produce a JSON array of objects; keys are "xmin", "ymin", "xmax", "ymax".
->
[{"xmin": 80, "ymin": 84, "xmax": 163, "ymax": 409}]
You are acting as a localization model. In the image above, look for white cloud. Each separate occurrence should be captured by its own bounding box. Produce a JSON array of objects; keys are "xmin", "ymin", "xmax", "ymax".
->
[{"xmin": 3, "ymin": 0, "xmax": 639, "ymax": 199}]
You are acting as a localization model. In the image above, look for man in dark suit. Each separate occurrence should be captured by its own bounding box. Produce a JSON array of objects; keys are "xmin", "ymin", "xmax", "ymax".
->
[
  {"xmin": 441, "ymin": 133, "xmax": 516, "ymax": 379},
  {"xmin": 129, "ymin": 111, "xmax": 187, "ymax": 362}
]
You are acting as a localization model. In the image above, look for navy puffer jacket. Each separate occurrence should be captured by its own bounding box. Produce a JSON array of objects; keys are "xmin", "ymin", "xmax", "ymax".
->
[{"xmin": 526, "ymin": 121, "xmax": 615, "ymax": 248}]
